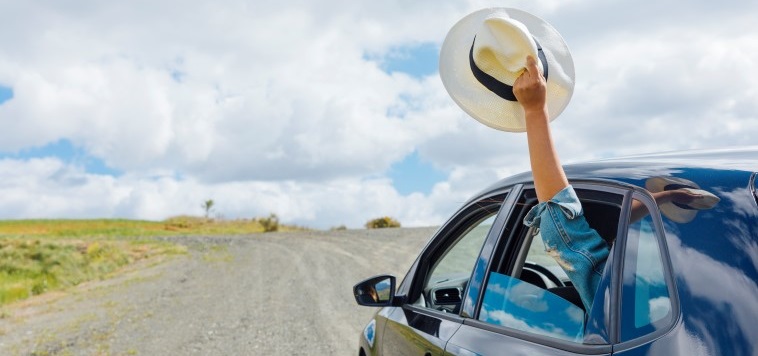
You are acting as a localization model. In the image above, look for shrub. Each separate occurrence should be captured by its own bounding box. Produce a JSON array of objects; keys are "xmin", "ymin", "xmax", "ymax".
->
[
  {"xmin": 257, "ymin": 213, "xmax": 280, "ymax": 232},
  {"xmin": 365, "ymin": 216, "xmax": 401, "ymax": 229}
]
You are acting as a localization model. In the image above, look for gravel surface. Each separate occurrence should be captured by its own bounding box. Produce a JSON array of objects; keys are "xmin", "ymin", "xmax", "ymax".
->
[{"xmin": 0, "ymin": 227, "xmax": 436, "ymax": 355}]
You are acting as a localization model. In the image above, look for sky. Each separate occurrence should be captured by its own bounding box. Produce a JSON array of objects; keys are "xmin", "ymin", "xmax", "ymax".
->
[{"xmin": 0, "ymin": 0, "xmax": 757, "ymax": 229}]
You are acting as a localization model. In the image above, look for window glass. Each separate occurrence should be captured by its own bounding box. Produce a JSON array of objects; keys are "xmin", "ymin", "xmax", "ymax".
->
[
  {"xmin": 479, "ymin": 272, "xmax": 585, "ymax": 342},
  {"xmin": 429, "ymin": 214, "xmax": 495, "ymax": 282},
  {"xmin": 423, "ymin": 213, "xmax": 496, "ymax": 312},
  {"xmin": 620, "ymin": 199, "xmax": 672, "ymax": 341},
  {"xmin": 477, "ymin": 227, "xmax": 585, "ymax": 342}
]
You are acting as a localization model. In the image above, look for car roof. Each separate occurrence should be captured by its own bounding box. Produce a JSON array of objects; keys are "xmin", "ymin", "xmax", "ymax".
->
[{"xmin": 477, "ymin": 146, "xmax": 758, "ymax": 199}]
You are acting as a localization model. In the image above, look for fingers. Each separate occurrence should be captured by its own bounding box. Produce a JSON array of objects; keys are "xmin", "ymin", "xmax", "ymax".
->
[
  {"xmin": 516, "ymin": 56, "xmax": 538, "ymax": 84},
  {"xmin": 525, "ymin": 55, "xmax": 542, "ymax": 77},
  {"xmin": 670, "ymin": 189, "xmax": 703, "ymax": 204},
  {"xmin": 513, "ymin": 55, "xmax": 547, "ymax": 111}
]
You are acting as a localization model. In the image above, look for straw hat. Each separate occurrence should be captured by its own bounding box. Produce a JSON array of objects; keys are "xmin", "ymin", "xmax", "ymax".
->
[
  {"xmin": 646, "ymin": 177, "xmax": 720, "ymax": 223},
  {"xmin": 440, "ymin": 8, "xmax": 575, "ymax": 132}
]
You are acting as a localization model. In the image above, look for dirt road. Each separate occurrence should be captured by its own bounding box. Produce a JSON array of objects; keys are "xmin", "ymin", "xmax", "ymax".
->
[{"xmin": 0, "ymin": 227, "xmax": 436, "ymax": 355}]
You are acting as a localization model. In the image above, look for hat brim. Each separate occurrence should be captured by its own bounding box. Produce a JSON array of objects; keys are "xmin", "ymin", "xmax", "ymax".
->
[
  {"xmin": 440, "ymin": 8, "xmax": 575, "ymax": 132},
  {"xmin": 645, "ymin": 177, "xmax": 719, "ymax": 224}
]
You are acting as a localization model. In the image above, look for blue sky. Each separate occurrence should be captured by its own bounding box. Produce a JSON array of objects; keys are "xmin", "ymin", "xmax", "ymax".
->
[
  {"xmin": 0, "ymin": 1, "xmax": 757, "ymax": 228},
  {"xmin": 0, "ymin": 83, "xmax": 120, "ymax": 177},
  {"xmin": 0, "ymin": 85, "xmax": 12, "ymax": 105},
  {"xmin": 388, "ymin": 150, "xmax": 446, "ymax": 195},
  {"xmin": 0, "ymin": 139, "xmax": 121, "ymax": 176},
  {"xmin": 371, "ymin": 42, "xmax": 439, "ymax": 78},
  {"xmin": 378, "ymin": 43, "xmax": 446, "ymax": 196}
]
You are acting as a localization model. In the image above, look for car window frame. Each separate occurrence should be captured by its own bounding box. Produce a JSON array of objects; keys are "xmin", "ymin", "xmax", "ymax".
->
[
  {"xmin": 400, "ymin": 188, "xmax": 512, "ymax": 322},
  {"xmin": 750, "ymin": 172, "xmax": 758, "ymax": 207},
  {"xmin": 459, "ymin": 180, "xmax": 631, "ymax": 354},
  {"xmin": 611, "ymin": 188, "xmax": 681, "ymax": 351}
]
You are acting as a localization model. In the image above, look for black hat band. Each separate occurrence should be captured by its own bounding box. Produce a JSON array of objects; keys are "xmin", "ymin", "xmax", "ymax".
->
[{"xmin": 469, "ymin": 36, "xmax": 549, "ymax": 102}]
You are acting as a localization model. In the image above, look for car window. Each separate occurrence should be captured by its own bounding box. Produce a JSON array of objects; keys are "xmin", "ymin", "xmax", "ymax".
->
[
  {"xmin": 479, "ymin": 271, "xmax": 585, "ymax": 342},
  {"xmin": 428, "ymin": 214, "xmax": 496, "ymax": 283},
  {"xmin": 620, "ymin": 198, "xmax": 673, "ymax": 341},
  {"xmin": 422, "ymin": 212, "xmax": 497, "ymax": 313},
  {"xmin": 478, "ymin": 226, "xmax": 586, "ymax": 342},
  {"xmin": 474, "ymin": 187, "xmax": 623, "ymax": 344}
]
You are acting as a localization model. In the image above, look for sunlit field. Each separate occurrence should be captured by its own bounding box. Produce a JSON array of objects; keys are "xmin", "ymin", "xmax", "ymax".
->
[{"xmin": 0, "ymin": 217, "xmax": 305, "ymax": 306}]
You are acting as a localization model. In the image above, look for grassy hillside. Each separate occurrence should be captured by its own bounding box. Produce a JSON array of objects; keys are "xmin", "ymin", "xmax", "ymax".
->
[{"xmin": 0, "ymin": 217, "xmax": 304, "ymax": 307}]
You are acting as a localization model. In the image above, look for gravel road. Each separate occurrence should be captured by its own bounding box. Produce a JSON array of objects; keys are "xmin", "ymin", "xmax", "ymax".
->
[{"xmin": 0, "ymin": 227, "xmax": 436, "ymax": 355}]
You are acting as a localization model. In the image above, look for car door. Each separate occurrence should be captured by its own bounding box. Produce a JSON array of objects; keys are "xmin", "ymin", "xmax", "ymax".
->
[
  {"xmin": 379, "ymin": 190, "xmax": 514, "ymax": 355},
  {"xmin": 445, "ymin": 183, "xmax": 626, "ymax": 355}
]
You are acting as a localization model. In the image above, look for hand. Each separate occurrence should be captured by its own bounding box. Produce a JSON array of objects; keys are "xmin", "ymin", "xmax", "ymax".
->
[
  {"xmin": 513, "ymin": 55, "xmax": 547, "ymax": 114},
  {"xmin": 660, "ymin": 189, "xmax": 703, "ymax": 206}
]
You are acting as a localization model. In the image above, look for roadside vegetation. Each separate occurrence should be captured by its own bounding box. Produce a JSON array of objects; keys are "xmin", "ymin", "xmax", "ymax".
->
[
  {"xmin": 365, "ymin": 216, "xmax": 402, "ymax": 229},
  {"xmin": 0, "ymin": 216, "xmax": 305, "ymax": 307}
]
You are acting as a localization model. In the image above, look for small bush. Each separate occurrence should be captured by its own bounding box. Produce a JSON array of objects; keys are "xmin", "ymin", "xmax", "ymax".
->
[
  {"xmin": 256, "ymin": 213, "xmax": 280, "ymax": 232},
  {"xmin": 365, "ymin": 216, "xmax": 401, "ymax": 229},
  {"xmin": 330, "ymin": 225, "xmax": 347, "ymax": 231}
]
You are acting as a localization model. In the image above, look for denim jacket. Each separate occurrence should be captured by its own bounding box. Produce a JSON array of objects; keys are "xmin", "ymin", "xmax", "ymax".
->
[{"xmin": 524, "ymin": 186, "xmax": 609, "ymax": 312}]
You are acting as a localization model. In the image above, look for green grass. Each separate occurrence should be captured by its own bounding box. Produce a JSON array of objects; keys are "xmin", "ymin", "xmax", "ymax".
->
[
  {"xmin": 0, "ymin": 216, "xmax": 306, "ymax": 307},
  {"xmin": 0, "ymin": 238, "xmax": 183, "ymax": 306}
]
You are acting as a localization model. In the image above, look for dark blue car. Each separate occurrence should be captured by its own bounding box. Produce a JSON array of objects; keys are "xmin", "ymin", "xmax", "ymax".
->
[{"xmin": 354, "ymin": 147, "xmax": 758, "ymax": 355}]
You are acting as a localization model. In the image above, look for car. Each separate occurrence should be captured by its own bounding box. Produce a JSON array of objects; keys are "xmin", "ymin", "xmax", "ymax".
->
[{"xmin": 353, "ymin": 147, "xmax": 758, "ymax": 355}]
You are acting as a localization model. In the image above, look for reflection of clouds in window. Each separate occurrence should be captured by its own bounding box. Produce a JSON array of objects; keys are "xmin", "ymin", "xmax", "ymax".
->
[
  {"xmin": 509, "ymin": 282, "xmax": 548, "ymax": 312},
  {"xmin": 622, "ymin": 208, "xmax": 673, "ymax": 339},
  {"xmin": 566, "ymin": 305, "xmax": 584, "ymax": 324},
  {"xmin": 479, "ymin": 273, "xmax": 584, "ymax": 342},
  {"xmin": 648, "ymin": 297, "xmax": 671, "ymax": 323},
  {"xmin": 485, "ymin": 279, "xmax": 549, "ymax": 312},
  {"xmin": 464, "ymin": 295, "xmax": 473, "ymax": 309},
  {"xmin": 484, "ymin": 280, "xmax": 508, "ymax": 298},
  {"xmin": 480, "ymin": 307, "xmax": 573, "ymax": 340},
  {"xmin": 633, "ymin": 224, "xmax": 667, "ymax": 286}
]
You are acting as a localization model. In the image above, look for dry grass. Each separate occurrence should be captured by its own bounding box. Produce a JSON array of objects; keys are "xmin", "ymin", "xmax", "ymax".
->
[
  {"xmin": 0, "ymin": 238, "xmax": 184, "ymax": 306},
  {"xmin": 0, "ymin": 216, "xmax": 306, "ymax": 307},
  {"xmin": 0, "ymin": 216, "xmax": 306, "ymax": 239}
]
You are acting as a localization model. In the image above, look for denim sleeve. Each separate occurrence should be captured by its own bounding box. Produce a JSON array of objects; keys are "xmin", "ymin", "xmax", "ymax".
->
[
  {"xmin": 524, "ymin": 185, "xmax": 583, "ymax": 226},
  {"xmin": 523, "ymin": 186, "xmax": 609, "ymax": 312}
]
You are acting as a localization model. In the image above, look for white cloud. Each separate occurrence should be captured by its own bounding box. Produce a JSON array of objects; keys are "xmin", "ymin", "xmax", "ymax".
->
[
  {"xmin": 0, "ymin": 1, "xmax": 757, "ymax": 227},
  {"xmin": 0, "ymin": 157, "xmax": 468, "ymax": 228}
]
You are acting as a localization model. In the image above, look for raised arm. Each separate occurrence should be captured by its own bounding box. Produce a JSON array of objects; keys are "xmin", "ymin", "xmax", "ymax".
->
[
  {"xmin": 630, "ymin": 189, "xmax": 704, "ymax": 222},
  {"xmin": 513, "ymin": 56, "xmax": 569, "ymax": 202}
]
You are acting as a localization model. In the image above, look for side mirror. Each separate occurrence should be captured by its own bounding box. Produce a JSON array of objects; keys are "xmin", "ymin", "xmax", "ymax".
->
[{"xmin": 353, "ymin": 275, "xmax": 396, "ymax": 307}]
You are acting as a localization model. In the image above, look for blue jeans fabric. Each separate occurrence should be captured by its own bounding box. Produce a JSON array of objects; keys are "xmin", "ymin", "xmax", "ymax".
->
[{"xmin": 524, "ymin": 186, "xmax": 609, "ymax": 312}]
